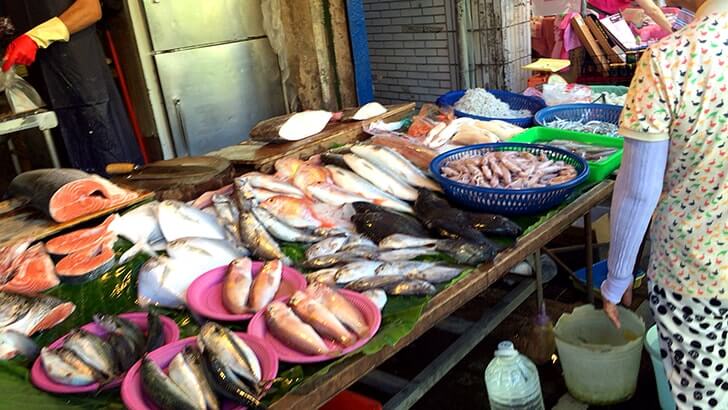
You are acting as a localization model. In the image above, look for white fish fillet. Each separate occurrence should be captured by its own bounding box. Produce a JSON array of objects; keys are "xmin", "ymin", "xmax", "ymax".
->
[
  {"xmin": 278, "ymin": 110, "xmax": 332, "ymax": 141},
  {"xmin": 342, "ymin": 154, "xmax": 418, "ymax": 201}
]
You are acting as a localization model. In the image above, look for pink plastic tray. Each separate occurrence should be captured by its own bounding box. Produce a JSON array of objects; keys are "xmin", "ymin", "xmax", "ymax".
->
[
  {"xmin": 247, "ymin": 289, "xmax": 381, "ymax": 363},
  {"xmin": 186, "ymin": 262, "xmax": 307, "ymax": 322},
  {"xmin": 121, "ymin": 333, "xmax": 277, "ymax": 410},
  {"xmin": 30, "ymin": 312, "xmax": 180, "ymax": 394}
]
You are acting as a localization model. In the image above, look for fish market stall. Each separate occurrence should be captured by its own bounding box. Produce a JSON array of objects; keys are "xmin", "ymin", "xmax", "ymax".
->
[{"xmin": 0, "ymin": 100, "xmax": 617, "ymax": 409}]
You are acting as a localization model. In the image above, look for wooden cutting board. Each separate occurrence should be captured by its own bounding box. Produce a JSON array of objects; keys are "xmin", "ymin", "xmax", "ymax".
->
[
  {"xmin": 208, "ymin": 103, "xmax": 416, "ymax": 173},
  {"xmin": 0, "ymin": 186, "xmax": 153, "ymax": 248},
  {"xmin": 110, "ymin": 156, "xmax": 235, "ymax": 202}
]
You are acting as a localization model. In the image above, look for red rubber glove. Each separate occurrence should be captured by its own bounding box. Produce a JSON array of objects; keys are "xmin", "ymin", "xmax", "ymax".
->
[{"xmin": 2, "ymin": 35, "xmax": 38, "ymax": 72}]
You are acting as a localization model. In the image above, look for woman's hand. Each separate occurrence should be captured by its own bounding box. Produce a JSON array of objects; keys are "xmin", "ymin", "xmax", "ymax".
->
[{"xmin": 602, "ymin": 286, "xmax": 633, "ymax": 329}]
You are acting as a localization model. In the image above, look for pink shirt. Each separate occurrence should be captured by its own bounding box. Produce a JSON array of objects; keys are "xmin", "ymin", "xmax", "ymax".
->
[{"xmin": 588, "ymin": 0, "xmax": 632, "ymax": 14}]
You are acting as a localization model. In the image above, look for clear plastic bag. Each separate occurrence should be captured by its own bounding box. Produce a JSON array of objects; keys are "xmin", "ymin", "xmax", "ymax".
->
[
  {"xmin": 543, "ymin": 83, "xmax": 592, "ymax": 106},
  {"xmin": 0, "ymin": 67, "xmax": 44, "ymax": 114}
]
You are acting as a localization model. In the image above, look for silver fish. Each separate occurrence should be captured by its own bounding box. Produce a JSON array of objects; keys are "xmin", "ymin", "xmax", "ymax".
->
[
  {"xmin": 334, "ymin": 261, "xmax": 383, "ymax": 284},
  {"xmin": 375, "ymin": 261, "xmax": 435, "ymax": 277},
  {"xmin": 341, "ymin": 234, "xmax": 377, "ymax": 251},
  {"xmin": 378, "ymin": 246, "xmax": 438, "ymax": 262},
  {"xmin": 168, "ymin": 352, "xmax": 207, "ymax": 410},
  {"xmin": 0, "ymin": 330, "xmax": 38, "ymax": 360},
  {"xmin": 0, "ymin": 292, "xmax": 75, "ymax": 337},
  {"xmin": 166, "ymin": 237, "xmax": 248, "ymax": 262},
  {"xmin": 200, "ymin": 348, "xmax": 264, "ymax": 408},
  {"xmin": 141, "ymin": 357, "xmax": 198, "ymax": 410},
  {"xmin": 342, "ymin": 154, "xmax": 418, "ymax": 201},
  {"xmin": 111, "ymin": 202, "xmax": 163, "ymax": 262},
  {"xmin": 302, "ymin": 251, "xmax": 370, "ymax": 269},
  {"xmin": 156, "ymin": 200, "xmax": 228, "ymax": 242},
  {"xmin": 362, "ymin": 289, "xmax": 387, "ymax": 310},
  {"xmin": 407, "ymin": 265, "xmax": 462, "ymax": 284},
  {"xmin": 93, "ymin": 314, "xmax": 145, "ymax": 357},
  {"xmin": 351, "ymin": 145, "xmax": 442, "ymax": 192},
  {"xmin": 378, "ymin": 234, "xmax": 438, "ymax": 250},
  {"xmin": 252, "ymin": 206, "xmax": 321, "ymax": 243},
  {"xmin": 233, "ymin": 178, "xmax": 289, "ymax": 262},
  {"xmin": 385, "ymin": 279, "xmax": 437, "ymax": 296},
  {"xmin": 345, "ymin": 275, "xmax": 406, "ymax": 292},
  {"xmin": 305, "ymin": 236, "xmax": 348, "ymax": 261},
  {"xmin": 212, "ymin": 194, "xmax": 242, "ymax": 243},
  {"xmin": 304, "ymin": 268, "xmax": 339, "ymax": 286},
  {"xmin": 325, "ymin": 166, "xmax": 414, "ymax": 213},
  {"xmin": 307, "ymin": 182, "xmax": 372, "ymax": 206},
  {"xmin": 197, "ymin": 323, "xmax": 262, "ymax": 384},
  {"xmin": 63, "ymin": 329, "xmax": 117, "ymax": 379},
  {"xmin": 182, "ymin": 346, "xmax": 220, "ymax": 410},
  {"xmin": 240, "ymin": 172, "xmax": 305, "ymax": 197},
  {"xmin": 41, "ymin": 347, "xmax": 104, "ymax": 386}
]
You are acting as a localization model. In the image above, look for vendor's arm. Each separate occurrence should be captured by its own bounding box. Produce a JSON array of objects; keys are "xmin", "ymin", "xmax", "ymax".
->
[
  {"xmin": 601, "ymin": 139, "xmax": 668, "ymax": 303},
  {"xmin": 635, "ymin": 0, "xmax": 674, "ymax": 33},
  {"xmin": 2, "ymin": 0, "xmax": 102, "ymax": 71}
]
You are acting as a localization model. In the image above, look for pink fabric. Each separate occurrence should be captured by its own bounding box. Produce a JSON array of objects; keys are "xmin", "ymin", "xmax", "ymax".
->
[
  {"xmin": 552, "ymin": 12, "xmax": 582, "ymax": 60},
  {"xmin": 587, "ymin": 0, "xmax": 632, "ymax": 14}
]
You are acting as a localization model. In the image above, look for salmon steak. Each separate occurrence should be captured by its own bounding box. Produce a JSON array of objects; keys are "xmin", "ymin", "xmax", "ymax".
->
[
  {"xmin": 0, "ymin": 240, "xmax": 31, "ymax": 283},
  {"xmin": 45, "ymin": 214, "xmax": 118, "ymax": 255},
  {"xmin": 0, "ymin": 243, "xmax": 58, "ymax": 295},
  {"xmin": 55, "ymin": 239, "xmax": 116, "ymax": 284},
  {"xmin": 8, "ymin": 169, "xmax": 138, "ymax": 223},
  {"xmin": 0, "ymin": 291, "xmax": 75, "ymax": 336}
]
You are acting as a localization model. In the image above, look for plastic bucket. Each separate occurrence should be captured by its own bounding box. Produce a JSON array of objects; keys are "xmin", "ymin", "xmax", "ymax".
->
[
  {"xmin": 644, "ymin": 325, "xmax": 677, "ymax": 410},
  {"xmin": 554, "ymin": 305, "xmax": 645, "ymax": 405}
]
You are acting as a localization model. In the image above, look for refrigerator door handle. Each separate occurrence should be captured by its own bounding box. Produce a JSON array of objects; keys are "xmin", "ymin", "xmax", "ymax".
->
[{"xmin": 173, "ymin": 97, "xmax": 192, "ymax": 157}]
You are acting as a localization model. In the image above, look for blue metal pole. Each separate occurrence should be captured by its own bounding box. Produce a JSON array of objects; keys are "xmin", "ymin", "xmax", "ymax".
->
[{"xmin": 346, "ymin": 0, "xmax": 375, "ymax": 104}]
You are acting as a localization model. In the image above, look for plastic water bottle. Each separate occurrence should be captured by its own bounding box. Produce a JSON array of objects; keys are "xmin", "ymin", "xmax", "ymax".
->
[{"xmin": 485, "ymin": 341, "xmax": 545, "ymax": 410}]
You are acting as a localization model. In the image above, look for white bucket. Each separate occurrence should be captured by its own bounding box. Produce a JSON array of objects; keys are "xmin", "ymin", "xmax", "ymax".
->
[{"xmin": 554, "ymin": 305, "xmax": 645, "ymax": 405}]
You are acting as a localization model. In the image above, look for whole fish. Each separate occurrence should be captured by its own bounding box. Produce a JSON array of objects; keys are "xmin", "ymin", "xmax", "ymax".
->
[
  {"xmin": 370, "ymin": 133, "xmax": 437, "ymax": 170},
  {"xmin": 343, "ymin": 154, "xmax": 418, "ymax": 201},
  {"xmin": 197, "ymin": 323, "xmax": 262, "ymax": 385},
  {"xmin": 435, "ymin": 238, "xmax": 498, "ymax": 265},
  {"xmin": 93, "ymin": 314, "xmax": 145, "ymax": 357},
  {"xmin": 0, "ymin": 330, "xmax": 39, "ymax": 360},
  {"xmin": 465, "ymin": 211, "xmax": 522, "ymax": 237},
  {"xmin": 351, "ymin": 209, "xmax": 430, "ymax": 243},
  {"xmin": 414, "ymin": 189, "xmax": 488, "ymax": 244},
  {"xmin": 304, "ymin": 268, "xmax": 338, "ymax": 286},
  {"xmin": 41, "ymin": 347, "xmax": 105, "ymax": 385},
  {"xmin": 334, "ymin": 261, "xmax": 383, "ymax": 284},
  {"xmin": 0, "ymin": 291, "xmax": 75, "ymax": 336},
  {"xmin": 141, "ymin": 357, "xmax": 198, "ymax": 410},
  {"xmin": 182, "ymin": 346, "xmax": 220, "ymax": 410},
  {"xmin": 304, "ymin": 236, "xmax": 348, "ymax": 261},
  {"xmin": 63, "ymin": 329, "xmax": 117, "ymax": 379},
  {"xmin": 200, "ymin": 349, "xmax": 266, "ymax": 410},
  {"xmin": 345, "ymin": 275, "xmax": 406, "ymax": 292},
  {"xmin": 138, "ymin": 256, "xmax": 190, "ymax": 308},
  {"xmin": 166, "ymin": 237, "xmax": 248, "ymax": 261},
  {"xmin": 107, "ymin": 332, "xmax": 138, "ymax": 372},
  {"xmin": 222, "ymin": 258, "xmax": 253, "ymax": 314},
  {"xmin": 239, "ymin": 172, "xmax": 304, "ymax": 197},
  {"xmin": 233, "ymin": 179, "xmax": 289, "ymax": 262},
  {"xmin": 156, "ymin": 200, "xmax": 227, "ymax": 242},
  {"xmin": 251, "ymin": 188, "xmax": 282, "ymax": 202},
  {"xmin": 259, "ymin": 195, "xmax": 323, "ymax": 229},
  {"xmin": 376, "ymin": 261, "xmax": 426, "ymax": 277},
  {"xmin": 407, "ymin": 265, "xmax": 462, "ymax": 284},
  {"xmin": 264, "ymin": 301, "xmax": 330, "ymax": 355},
  {"xmin": 378, "ymin": 246, "xmax": 438, "ymax": 262},
  {"xmin": 145, "ymin": 310, "xmax": 165, "ymax": 353},
  {"xmin": 289, "ymin": 291, "xmax": 356, "ymax": 346},
  {"xmin": 251, "ymin": 206, "xmax": 321, "ymax": 243},
  {"xmin": 340, "ymin": 234, "xmax": 377, "ymax": 251},
  {"xmin": 248, "ymin": 260, "xmax": 283, "ymax": 311},
  {"xmin": 378, "ymin": 234, "xmax": 438, "ymax": 250},
  {"xmin": 273, "ymin": 157, "xmax": 304, "ymax": 179},
  {"xmin": 168, "ymin": 353, "xmax": 207, "ymax": 410},
  {"xmin": 362, "ymin": 289, "xmax": 387, "ymax": 310},
  {"xmin": 212, "ymin": 194, "xmax": 242, "ymax": 243},
  {"xmin": 306, "ymin": 283, "xmax": 369, "ymax": 338},
  {"xmin": 292, "ymin": 164, "xmax": 331, "ymax": 194},
  {"xmin": 385, "ymin": 280, "xmax": 437, "ymax": 296},
  {"xmin": 350, "ymin": 145, "xmax": 442, "ymax": 192},
  {"xmin": 110, "ymin": 202, "xmax": 163, "ymax": 262},
  {"xmin": 307, "ymin": 182, "xmax": 372, "ymax": 206},
  {"xmin": 319, "ymin": 152, "xmax": 350, "ymax": 169},
  {"xmin": 302, "ymin": 251, "xmax": 372, "ymax": 270}
]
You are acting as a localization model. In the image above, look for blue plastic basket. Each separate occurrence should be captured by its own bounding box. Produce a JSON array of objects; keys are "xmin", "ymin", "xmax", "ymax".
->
[
  {"xmin": 430, "ymin": 143, "xmax": 589, "ymax": 215},
  {"xmin": 535, "ymin": 103, "xmax": 623, "ymax": 127},
  {"xmin": 436, "ymin": 89, "xmax": 546, "ymax": 128}
]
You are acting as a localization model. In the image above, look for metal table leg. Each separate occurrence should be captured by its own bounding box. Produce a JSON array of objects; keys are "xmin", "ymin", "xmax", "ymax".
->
[
  {"xmin": 42, "ymin": 129, "xmax": 61, "ymax": 168},
  {"xmin": 534, "ymin": 249, "xmax": 544, "ymax": 308},
  {"xmin": 6, "ymin": 138, "xmax": 21, "ymax": 174},
  {"xmin": 584, "ymin": 213, "xmax": 594, "ymax": 305}
]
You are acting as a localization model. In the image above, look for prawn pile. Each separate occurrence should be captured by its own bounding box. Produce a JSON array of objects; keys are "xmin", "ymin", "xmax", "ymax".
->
[{"xmin": 441, "ymin": 151, "xmax": 578, "ymax": 189}]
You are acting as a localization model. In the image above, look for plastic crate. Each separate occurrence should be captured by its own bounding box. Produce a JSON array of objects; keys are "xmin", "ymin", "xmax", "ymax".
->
[
  {"xmin": 321, "ymin": 391, "xmax": 382, "ymax": 410},
  {"xmin": 535, "ymin": 103, "xmax": 623, "ymax": 128},
  {"xmin": 430, "ymin": 142, "xmax": 589, "ymax": 215},
  {"xmin": 509, "ymin": 127, "xmax": 623, "ymax": 183},
  {"xmin": 436, "ymin": 89, "xmax": 546, "ymax": 128},
  {"xmin": 571, "ymin": 259, "xmax": 646, "ymax": 299}
]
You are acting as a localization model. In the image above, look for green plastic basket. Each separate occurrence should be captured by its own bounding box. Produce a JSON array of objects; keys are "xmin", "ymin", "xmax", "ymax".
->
[
  {"xmin": 589, "ymin": 85, "xmax": 629, "ymax": 96},
  {"xmin": 510, "ymin": 127, "xmax": 623, "ymax": 184}
]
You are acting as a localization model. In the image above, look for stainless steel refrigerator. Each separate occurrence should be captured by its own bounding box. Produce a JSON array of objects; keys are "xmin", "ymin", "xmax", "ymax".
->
[{"xmin": 136, "ymin": 0, "xmax": 285, "ymax": 157}]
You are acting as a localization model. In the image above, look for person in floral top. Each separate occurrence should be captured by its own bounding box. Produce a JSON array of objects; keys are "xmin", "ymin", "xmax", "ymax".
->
[{"xmin": 602, "ymin": 0, "xmax": 728, "ymax": 407}]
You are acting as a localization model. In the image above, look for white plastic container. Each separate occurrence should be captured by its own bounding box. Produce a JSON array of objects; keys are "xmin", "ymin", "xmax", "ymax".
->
[
  {"xmin": 485, "ymin": 341, "xmax": 545, "ymax": 410},
  {"xmin": 554, "ymin": 305, "xmax": 645, "ymax": 405}
]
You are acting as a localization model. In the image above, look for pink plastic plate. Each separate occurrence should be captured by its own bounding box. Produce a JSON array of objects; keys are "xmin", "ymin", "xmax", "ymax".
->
[
  {"xmin": 121, "ymin": 333, "xmax": 277, "ymax": 410},
  {"xmin": 186, "ymin": 262, "xmax": 307, "ymax": 322},
  {"xmin": 30, "ymin": 312, "xmax": 180, "ymax": 394},
  {"xmin": 247, "ymin": 289, "xmax": 381, "ymax": 363}
]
